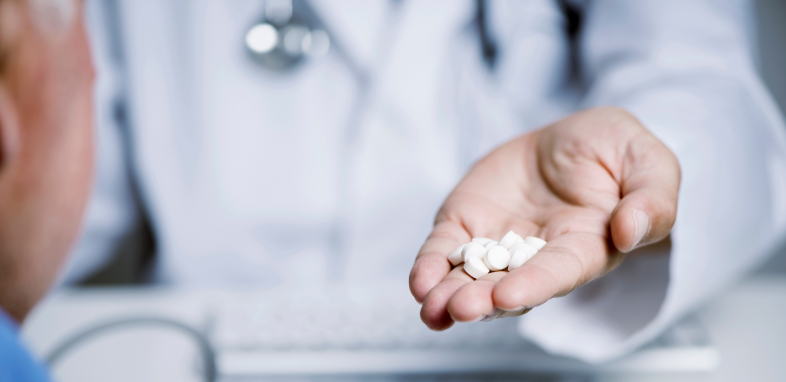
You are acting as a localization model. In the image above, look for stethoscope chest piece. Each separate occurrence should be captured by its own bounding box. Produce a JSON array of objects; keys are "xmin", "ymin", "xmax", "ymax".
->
[{"xmin": 245, "ymin": 0, "xmax": 330, "ymax": 71}]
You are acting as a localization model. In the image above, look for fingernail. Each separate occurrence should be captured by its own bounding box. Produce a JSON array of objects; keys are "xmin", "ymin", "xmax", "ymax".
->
[
  {"xmin": 450, "ymin": 312, "xmax": 484, "ymax": 323},
  {"xmin": 632, "ymin": 209, "xmax": 650, "ymax": 249}
]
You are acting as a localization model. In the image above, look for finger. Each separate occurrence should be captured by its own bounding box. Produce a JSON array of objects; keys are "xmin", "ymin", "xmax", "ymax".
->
[
  {"xmin": 447, "ymin": 271, "xmax": 507, "ymax": 322},
  {"xmin": 610, "ymin": 134, "xmax": 680, "ymax": 252},
  {"xmin": 420, "ymin": 267, "xmax": 473, "ymax": 330},
  {"xmin": 410, "ymin": 219, "xmax": 470, "ymax": 303},
  {"xmin": 492, "ymin": 232, "xmax": 619, "ymax": 310}
]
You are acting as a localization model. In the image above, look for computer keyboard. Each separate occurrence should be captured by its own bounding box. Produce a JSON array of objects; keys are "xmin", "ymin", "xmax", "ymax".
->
[
  {"xmin": 205, "ymin": 281, "xmax": 535, "ymax": 352},
  {"xmin": 200, "ymin": 281, "xmax": 718, "ymax": 376}
]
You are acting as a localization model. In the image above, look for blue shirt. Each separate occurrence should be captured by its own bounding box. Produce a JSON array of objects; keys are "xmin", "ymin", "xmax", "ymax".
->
[{"xmin": 0, "ymin": 308, "xmax": 52, "ymax": 382}]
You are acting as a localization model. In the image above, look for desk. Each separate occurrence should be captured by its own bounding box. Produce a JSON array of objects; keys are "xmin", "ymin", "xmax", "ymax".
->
[
  {"xmin": 597, "ymin": 275, "xmax": 786, "ymax": 382},
  {"xmin": 21, "ymin": 276, "xmax": 786, "ymax": 382}
]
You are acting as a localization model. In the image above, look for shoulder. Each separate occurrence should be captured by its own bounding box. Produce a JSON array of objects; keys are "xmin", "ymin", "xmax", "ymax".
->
[{"xmin": 0, "ymin": 311, "xmax": 52, "ymax": 382}]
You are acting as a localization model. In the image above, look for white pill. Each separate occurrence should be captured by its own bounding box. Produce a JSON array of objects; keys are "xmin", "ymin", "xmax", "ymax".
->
[
  {"xmin": 464, "ymin": 257, "xmax": 490, "ymax": 279},
  {"xmin": 507, "ymin": 243, "xmax": 538, "ymax": 270},
  {"xmin": 498, "ymin": 231, "xmax": 522, "ymax": 249},
  {"xmin": 483, "ymin": 245, "xmax": 511, "ymax": 271},
  {"xmin": 508, "ymin": 251, "xmax": 530, "ymax": 271},
  {"xmin": 471, "ymin": 237, "xmax": 494, "ymax": 245},
  {"xmin": 524, "ymin": 236, "xmax": 547, "ymax": 250},
  {"xmin": 448, "ymin": 243, "xmax": 467, "ymax": 266},
  {"xmin": 462, "ymin": 242, "xmax": 487, "ymax": 262},
  {"xmin": 508, "ymin": 242, "xmax": 538, "ymax": 257},
  {"xmin": 514, "ymin": 235, "xmax": 525, "ymax": 244},
  {"xmin": 483, "ymin": 240, "xmax": 499, "ymax": 250}
]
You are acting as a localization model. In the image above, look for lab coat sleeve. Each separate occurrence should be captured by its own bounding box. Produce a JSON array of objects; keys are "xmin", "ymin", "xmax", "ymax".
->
[{"xmin": 518, "ymin": 0, "xmax": 786, "ymax": 362}]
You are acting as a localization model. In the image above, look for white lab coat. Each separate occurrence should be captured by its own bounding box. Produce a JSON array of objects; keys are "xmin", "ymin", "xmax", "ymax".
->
[{"xmin": 63, "ymin": 0, "xmax": 786, "ymax": 362}]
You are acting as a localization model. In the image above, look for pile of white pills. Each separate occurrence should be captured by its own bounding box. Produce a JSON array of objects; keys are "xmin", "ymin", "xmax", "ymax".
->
[{"xmin": 447, "ymin": 231, "xmax": 547, "ymax": 279}]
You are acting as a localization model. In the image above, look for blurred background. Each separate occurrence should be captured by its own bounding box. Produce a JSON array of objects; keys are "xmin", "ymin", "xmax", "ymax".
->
[
  {"xmin": 18, "ymin": 0, "xmax": 786, "ymax": 381},
  {"xmin": 753, "ymin": 0, "xmax": 786, "ymax": 274},
  {"xmin": 757, "ymin": 0, "xmax": 786, "ymax": 120}
]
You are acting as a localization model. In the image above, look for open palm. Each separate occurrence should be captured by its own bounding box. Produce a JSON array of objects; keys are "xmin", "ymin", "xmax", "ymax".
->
[{"xmin": 409, "ymin": 107, "xmax": 680, "ymax": 330}]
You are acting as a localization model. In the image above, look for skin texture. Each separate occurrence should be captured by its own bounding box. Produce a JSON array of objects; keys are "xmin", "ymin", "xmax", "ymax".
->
[
  {"xmin": 409, "ymin": 107, "xmax": 681, "ymax": 330},
  {"xmin": 0, "ymin": 0, "xmax": 93, "ymax": 322}
]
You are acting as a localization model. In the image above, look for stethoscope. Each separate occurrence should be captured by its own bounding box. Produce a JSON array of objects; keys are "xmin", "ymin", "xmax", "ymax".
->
[
  {"xmin": 244, "ymin": 0, "xmax": 498, "ymax": 73},
  {"xmin": 244, "ymin": 0, "xmax": 333, "ymax": 71},
  {"xmin": 243, "ymin": 0, "xmax": 407, "ymax": 140},
  {"xmin": 241, "ymin": 0, "xmax": 497, "ymax": 280},
  {"xmin": 242, "ymin": 0, "xmax": 408, "ymax": 280}
]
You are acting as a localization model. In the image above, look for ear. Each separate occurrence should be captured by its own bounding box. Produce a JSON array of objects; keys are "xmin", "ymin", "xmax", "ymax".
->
[{"xmin": 0, "ymin": 82, "xmax": 20, "ymax": 174}]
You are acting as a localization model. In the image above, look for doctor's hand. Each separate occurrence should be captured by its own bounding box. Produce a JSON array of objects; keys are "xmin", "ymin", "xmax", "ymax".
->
[{"xmin": 409, "ymin": 107, "xmax": 680, "ymax": 330}]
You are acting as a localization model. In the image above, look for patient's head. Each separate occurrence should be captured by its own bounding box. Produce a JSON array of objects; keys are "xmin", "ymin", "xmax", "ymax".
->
[{"xmin": 0, "ymin": 0, "xmax": 93, "ymax": 322}]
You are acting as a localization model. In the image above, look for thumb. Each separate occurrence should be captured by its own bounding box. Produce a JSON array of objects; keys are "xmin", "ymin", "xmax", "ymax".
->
[{"xmin": 610, "ymin": 135, "xmax": 680, "ymax": 252}]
